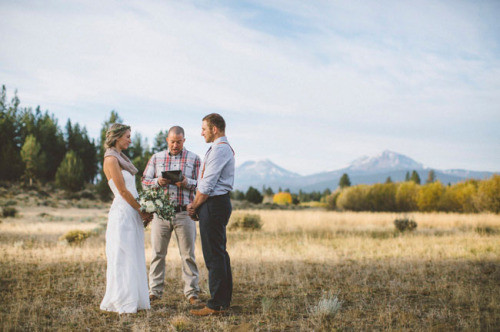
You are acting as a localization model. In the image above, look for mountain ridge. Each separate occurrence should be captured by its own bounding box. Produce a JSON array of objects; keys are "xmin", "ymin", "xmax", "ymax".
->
[{"xmin": 234, "ymin": 150, "xmax": 496, "ymax": 192}]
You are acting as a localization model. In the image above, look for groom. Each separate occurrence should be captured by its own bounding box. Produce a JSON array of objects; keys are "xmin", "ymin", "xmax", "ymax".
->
[
  {"xmin": 142, "ymin": 126, "xmax": 202, "ymax": 305},
  {"xmin": 188, "ymin": 113, "xmax": 235, "ymax": 316}
]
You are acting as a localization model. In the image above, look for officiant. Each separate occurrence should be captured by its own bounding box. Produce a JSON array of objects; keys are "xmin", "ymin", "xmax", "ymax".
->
[{"xmin": 142, "ymin": 126, "xmax": 202, "ymax": 305}]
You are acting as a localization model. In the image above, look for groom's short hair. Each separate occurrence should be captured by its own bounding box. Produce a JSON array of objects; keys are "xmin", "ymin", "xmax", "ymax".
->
[
  {"xmin": 203, "ymin": 113, "xmax": 226, "ymax": 132},
  {"xmin": 168, "ymin": 126, "xmax": 185, "ymax": 137}
]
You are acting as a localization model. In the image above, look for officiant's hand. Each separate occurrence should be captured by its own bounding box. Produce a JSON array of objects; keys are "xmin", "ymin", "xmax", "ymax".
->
[
  {"xmin": 175, "ymin": 176, "xmax": 188, "ymax": 188},
  {"xmin": 158, "ymin": 178, "xmax": 171, "ymax": 187}
]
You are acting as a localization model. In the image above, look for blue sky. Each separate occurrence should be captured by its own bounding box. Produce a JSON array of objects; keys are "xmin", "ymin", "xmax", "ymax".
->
[{"xmin": 1, "ymin": 0, "xmax": 499, "ymax": 174}]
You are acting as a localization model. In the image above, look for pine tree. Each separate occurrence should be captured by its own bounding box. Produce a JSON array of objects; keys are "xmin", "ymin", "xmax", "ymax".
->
[
  {"xmin": 231, "ymin": 190, "xmax": 245, "ymax": 201},
  {"xmin": 426, "ymin": 170, "xmax": 436, "ymax": 184},
  {"xmin": 55, "ymin": 151, "xmax": 85, "ymax": 192},
  {"xmin": 129, "ymin": 133, "xmax": 152, "ymax": 188},
  {"xmin": 152, "ymin": 130, "xmax": 168, "ymax": 153},
  {"xmin": 0, "ymin": 88, "xmax": 23, "ymax": 181},
  {"xmin": 0, "ymin": 85, "xmax": 6, "ymax": 112},
  {"xmin": 385, "ymin": 176, "xmax": 393, "ymax": 184},
  {"xmin": 405, "ymin": 171, "xmax": 410, "ymax": 181},
  {"xmin": 20, "ymin": 135, "xmax": 42, "ymax": 186},
  {"xmin": 339, "ymin": 173, "xmax": 351, "ymax": 189},
  {"xmin": 65, "ymin": 120, "xmax": 98, "ymax": 183},
  {"xmin": 245, "ymin": 186, "xmax": 263, "ymax": 204},
  {"xmin": 410, "ymin": 170, "xmax": 421, "ymax": 184},
  {"xmin": 263, "ymin": 186, "xmax": 274, "ymax": 196},
  {"xmin": 18, "ymin": 106, "xmax": 65, "ymax": 181}
]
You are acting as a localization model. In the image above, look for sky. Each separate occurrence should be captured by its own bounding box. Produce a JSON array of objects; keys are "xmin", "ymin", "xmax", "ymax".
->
[{"xmin": 1, "ymin": 0, "xmax": 499, "ymax": 175}]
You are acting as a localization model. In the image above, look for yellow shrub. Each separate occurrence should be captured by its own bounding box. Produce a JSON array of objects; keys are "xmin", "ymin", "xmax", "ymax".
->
[
  {"xmin": 440, "ymin": 180, "xmax": 478, "ymax": 212},
  {"xmin": 417, "ymin": 182, "xmax": 445, "ymax": 212},
  {"xmin": 475, "ymin": 175, "xmax": 500, "ymax": 213},
  {"xmin": 336, "ymin": 185, "xmax": 370, "ymax": 211},
  {"xmin": 273, "ymin": 192, "xmax": 292, "ymax": 205},
  {"xmin": 396, "ymin": 181, "xmax": 419, "ymax": 211}
]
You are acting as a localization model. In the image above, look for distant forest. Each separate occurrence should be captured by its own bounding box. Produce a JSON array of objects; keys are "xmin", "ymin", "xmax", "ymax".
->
[{"xmin": 0, "ymin": 85, "xmax": 166, "ymax": 198}]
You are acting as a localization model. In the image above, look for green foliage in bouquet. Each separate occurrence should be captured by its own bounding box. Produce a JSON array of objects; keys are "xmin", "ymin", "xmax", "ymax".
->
[{"xmin": 138, "ymin": 186, "xmax": 176, "ymax": 225}]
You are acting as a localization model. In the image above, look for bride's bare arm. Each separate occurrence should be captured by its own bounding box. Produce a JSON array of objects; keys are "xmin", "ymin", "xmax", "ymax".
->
[{"xmin": 104, "ymin": 156, "xmax": 151, "ymax": 221}]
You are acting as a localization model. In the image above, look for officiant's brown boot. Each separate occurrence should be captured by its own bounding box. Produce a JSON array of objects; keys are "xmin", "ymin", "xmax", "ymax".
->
[
  {"xmin": 190, "ymin": 306, "xmax": 226, "ymax": 316},
  {"xmin": 149, "ymin": 294, "xmax": 160, "ymax": 302}
]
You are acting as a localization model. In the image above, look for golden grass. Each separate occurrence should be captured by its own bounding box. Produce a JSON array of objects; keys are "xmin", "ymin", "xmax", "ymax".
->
[
  {"xmin": 236, "ymin": 209, "xmax": 500, "ymax": 232},
  {"xmin": 1, "ymin": 207, "xmax": 499, "ymax": 330}
]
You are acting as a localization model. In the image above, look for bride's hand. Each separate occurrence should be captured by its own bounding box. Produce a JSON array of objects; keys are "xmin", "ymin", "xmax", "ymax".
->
[{"xmin": 139, "ymin": 210, "xmax": 153, "ymax": 222}]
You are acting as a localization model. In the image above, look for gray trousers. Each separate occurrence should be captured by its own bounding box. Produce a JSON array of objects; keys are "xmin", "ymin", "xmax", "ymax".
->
[{"xmin": 149, "ymin": 211, "xmax": 200, "ymax": 298}]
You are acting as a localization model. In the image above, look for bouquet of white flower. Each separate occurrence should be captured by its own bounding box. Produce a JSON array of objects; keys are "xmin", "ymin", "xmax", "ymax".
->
[{"xmin": 138, "ymin": 186, "xmax": 176, "ymax": 227}]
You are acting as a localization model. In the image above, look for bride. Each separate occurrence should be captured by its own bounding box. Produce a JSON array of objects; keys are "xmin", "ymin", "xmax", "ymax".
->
[{"xmin": 100, "ymin": 123, "xmax": 153, "ymax": 314}]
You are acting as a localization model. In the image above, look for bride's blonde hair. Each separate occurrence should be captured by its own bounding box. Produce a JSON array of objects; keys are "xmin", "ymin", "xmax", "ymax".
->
[{"xmin": 104, "ymin": 123, "xmax": 131, "ymax": 149}]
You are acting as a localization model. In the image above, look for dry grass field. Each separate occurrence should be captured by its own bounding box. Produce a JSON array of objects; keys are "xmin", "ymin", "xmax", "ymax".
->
[{"xmin": 1, "ymin": 206, "xmax": 499, "ymax": 331}]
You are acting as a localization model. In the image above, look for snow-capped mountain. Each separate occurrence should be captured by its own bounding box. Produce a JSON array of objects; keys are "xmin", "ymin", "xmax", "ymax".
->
[
  {"xmin": 233, "ymin": 150, "xmax": 496, "ymax": 192},
  {"xmin": 440, "ymin": 169, "xmax": 493, "ymax": 179},
  {"xmin": 346, "ymin": 150, "xmax": 424, "ymax": 174},
  {"xmin": 235, "ymin": 159, "xmax": 300, "ymax": 189}
]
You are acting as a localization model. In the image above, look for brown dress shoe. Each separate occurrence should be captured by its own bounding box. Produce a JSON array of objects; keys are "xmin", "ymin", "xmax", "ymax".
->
[
  {"xmin": 190, "ymin": 306, "xmax": 226, "ymax": 316},
  {"xmin": 149, "ymin": 294, "xmax": 159, "ymax": 301},
  {"xmin": 189, "ymin": 296, "xmax": 201, "ymax": 305}
]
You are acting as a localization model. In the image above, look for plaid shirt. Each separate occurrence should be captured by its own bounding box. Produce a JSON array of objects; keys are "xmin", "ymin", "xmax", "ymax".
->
[{"xmin": 141, "ymin": 148, "xmax": 201, "ymax": 207}]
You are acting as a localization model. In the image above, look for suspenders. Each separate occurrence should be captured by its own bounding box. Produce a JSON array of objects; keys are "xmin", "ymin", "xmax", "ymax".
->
[{"xmin": 201, "ymin": 142, "xmax": 234, "ymax": 179}]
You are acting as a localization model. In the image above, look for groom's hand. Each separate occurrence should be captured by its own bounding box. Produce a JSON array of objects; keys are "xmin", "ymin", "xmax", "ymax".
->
[
  {"xmin": 187, "ymin": 203, "xmax": 194, "ymax": 215},
  {"xmin": 187, "ymin": 203, "xmax": 198, "ymax": 220}
]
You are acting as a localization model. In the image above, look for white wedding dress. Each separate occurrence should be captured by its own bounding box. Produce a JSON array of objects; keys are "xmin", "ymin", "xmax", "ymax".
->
[{"xmin": 100, "ymin": 170, "xmax": 150, "ymax": 314}]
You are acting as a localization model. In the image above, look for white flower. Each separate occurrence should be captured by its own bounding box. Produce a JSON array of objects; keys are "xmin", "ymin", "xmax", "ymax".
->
[
  {"xmin": 138, "ymin": 186, "xmax": 176, "ymax": 225},
  {"xmin": 145, "ymin": 201, "xmax": 156, "ymax": 213}
]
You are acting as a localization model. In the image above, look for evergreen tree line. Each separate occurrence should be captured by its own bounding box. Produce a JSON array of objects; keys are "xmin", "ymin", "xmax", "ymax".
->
[
  {"xmin": 231, "ymin": 186, "xmax": 331, "ymax": 205},
  {"xmin": 0, "ymin": 86, "xmax": 167, "ymax": 197},
  {"xmin": 231, "ymin": 186, "xmax": 265, "ymax": 204}
]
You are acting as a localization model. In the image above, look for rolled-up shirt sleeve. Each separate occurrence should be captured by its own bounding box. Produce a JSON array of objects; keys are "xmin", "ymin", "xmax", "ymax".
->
[
  {"xmin": 185, "ymin": 155, "xmax": 200, "ymax": 190},
  {"xmin": 141, "ymin": 154, "xmax": 159, "ymax": 189},
  {"xmin": 197, "ymin": 146, "xmax": 232, "ymax": 196}
]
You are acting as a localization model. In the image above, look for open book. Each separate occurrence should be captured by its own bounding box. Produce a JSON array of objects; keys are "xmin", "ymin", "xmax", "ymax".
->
[{"xmin": 162, "ymin": 170, "xmax": 183, "ymax": 183}]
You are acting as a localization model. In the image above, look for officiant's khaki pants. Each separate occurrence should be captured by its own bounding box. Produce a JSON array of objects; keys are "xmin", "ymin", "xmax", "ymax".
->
[{"xmin": 149, "ymin": 211, "xmax": 200, "ymax": 298}]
